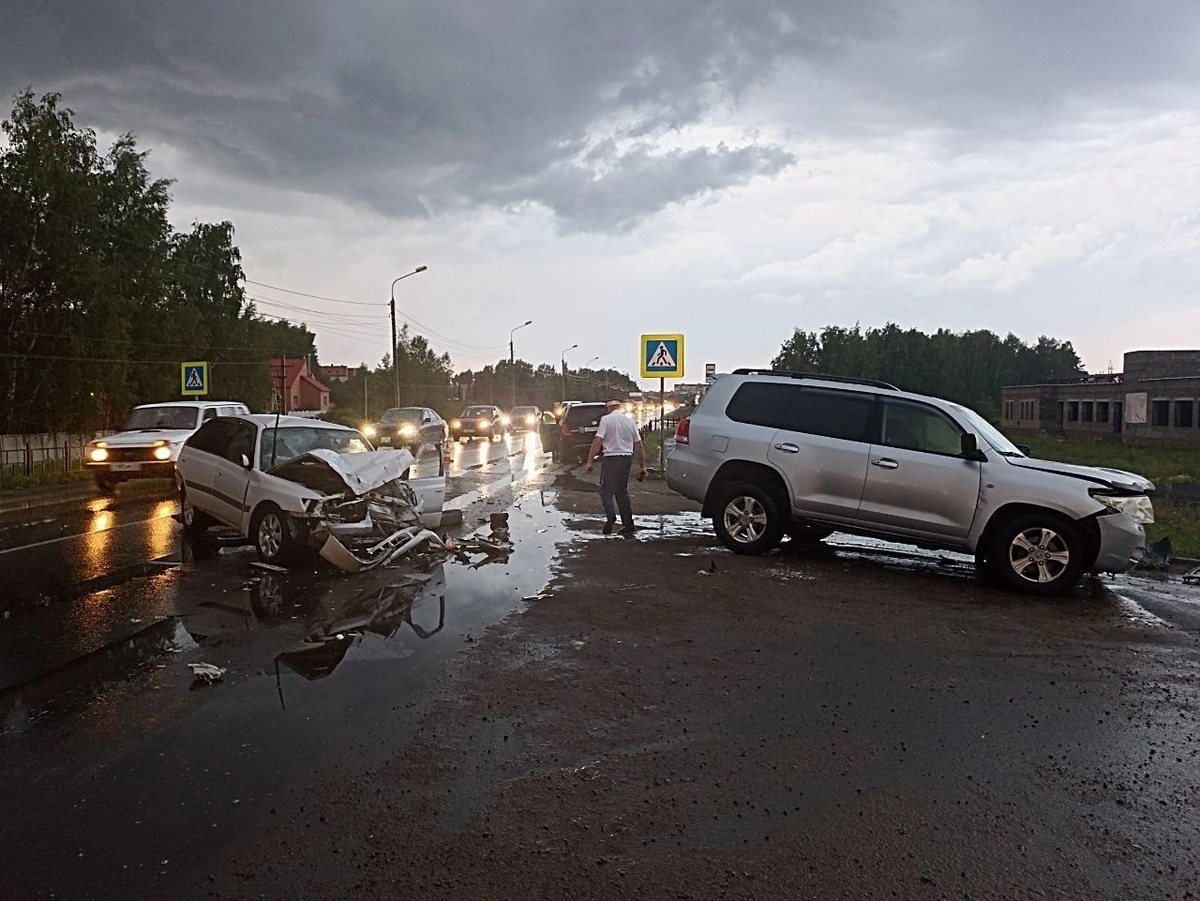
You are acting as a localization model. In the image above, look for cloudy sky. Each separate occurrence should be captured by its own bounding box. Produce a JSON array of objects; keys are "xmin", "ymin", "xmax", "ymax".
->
[{"xmin": 4, "ymin": 0, "xmax": 1200, "ymax": 388}]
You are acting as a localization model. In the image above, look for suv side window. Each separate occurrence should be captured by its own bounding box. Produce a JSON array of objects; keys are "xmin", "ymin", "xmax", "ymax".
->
[
  {"xmin": 784, "ymin": 387, "xmax": 875, "ymax": 442},
  {"xmin": 880, "ymin": 400, "xmax": 964, "ymax": 455},
  {"xmin": 725, "ymin": 382, "xmax": 797, "ymax": 428}
]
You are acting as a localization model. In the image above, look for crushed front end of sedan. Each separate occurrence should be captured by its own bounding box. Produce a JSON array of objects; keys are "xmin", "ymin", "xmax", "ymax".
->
[{"xmin": 260, "ymin": 448, "xmax": 448, "ymax": 572}]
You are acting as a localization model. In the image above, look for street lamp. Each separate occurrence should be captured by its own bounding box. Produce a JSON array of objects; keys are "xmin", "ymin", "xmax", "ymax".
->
[
  {"xmin": 390, "ymin": 265, "xmax": 429, "ymax": 408},
  {"xmin": 560, "ymin": 343, "xmax": 578, "ymax": 403},
  {"xmin": 509, "ymin": 319, "xmax": 532, "ymax": 410}
]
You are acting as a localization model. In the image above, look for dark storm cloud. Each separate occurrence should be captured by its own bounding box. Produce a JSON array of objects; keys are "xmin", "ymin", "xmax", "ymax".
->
[{"xmin": 3, "ymin": 0, "xmax": 1199, "ymax": 230}]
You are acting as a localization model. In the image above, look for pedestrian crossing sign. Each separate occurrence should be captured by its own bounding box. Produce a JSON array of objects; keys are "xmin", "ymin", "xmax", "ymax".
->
[
  {"xmin": 181, "ymin": 361, "xmax": 208, "ymax": 396},
  {"xmin": 641, "ymin": 334, "xmax": 685, "ymax": 378}
]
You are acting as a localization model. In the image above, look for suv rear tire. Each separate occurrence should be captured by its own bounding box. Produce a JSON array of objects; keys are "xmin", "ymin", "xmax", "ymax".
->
[
  {"xmin": 988, "ymin": 512, "xmax": 1086, "ymax": 596},
  {"xmin": 713, "ymin": 482, "xmax": 785, "ymax": 555}
]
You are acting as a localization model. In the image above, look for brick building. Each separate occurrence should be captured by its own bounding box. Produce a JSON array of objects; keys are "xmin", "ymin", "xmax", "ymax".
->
[{"xmin": 1000, "ymin": 350, "xmax": 1200, "ymax": 445}]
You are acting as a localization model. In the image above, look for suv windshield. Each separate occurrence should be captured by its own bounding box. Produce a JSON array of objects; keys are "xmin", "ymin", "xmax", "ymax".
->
[
  {"xmin": 954, "ymin": 404, "xmax": 1024, "ymax": 456},
  {"xmin": 126, "ymin": 406, "xmax": 202, "ymax": 430},
  {"xmin": 380, "ymin": 407, "xmax": 423, "ymax": 424},
  {"xmin": 260, "ymin": 427, "xmax": 372, "ymax": 469}
]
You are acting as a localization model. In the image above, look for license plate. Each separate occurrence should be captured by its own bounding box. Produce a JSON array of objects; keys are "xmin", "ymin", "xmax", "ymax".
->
[
  {"xmin": 583, "ymin": 427, "xmax": 598, "ymax": 433},
  {"xmin": 111, "ymin": 462, "xmax": 142, "ymax": 472},
  {"xmin": 380, "ymin": 436, "xmax": 392, "ymax": 444}
]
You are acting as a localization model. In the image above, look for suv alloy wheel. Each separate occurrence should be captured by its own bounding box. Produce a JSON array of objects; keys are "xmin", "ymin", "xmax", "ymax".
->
[{"xmin": 713, "ymin": 481, "xmax": 786, "ymax": 554}]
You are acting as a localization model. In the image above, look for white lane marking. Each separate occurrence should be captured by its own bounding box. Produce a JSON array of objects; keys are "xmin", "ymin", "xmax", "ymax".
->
[{"xmin": 0, "ymin": 510, "xmax": 178, "ymax": 555}]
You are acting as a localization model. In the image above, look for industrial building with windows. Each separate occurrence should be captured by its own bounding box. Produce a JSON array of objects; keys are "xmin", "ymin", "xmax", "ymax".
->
[{"xmin": 1000, "ymin": 350, "xmax": 1200, "ymax": 445}]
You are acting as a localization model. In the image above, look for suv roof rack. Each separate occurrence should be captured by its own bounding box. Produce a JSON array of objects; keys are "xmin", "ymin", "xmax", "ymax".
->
[{"xmin": 730, "ymin": 369, "xmax": 899, "ymax": 390}]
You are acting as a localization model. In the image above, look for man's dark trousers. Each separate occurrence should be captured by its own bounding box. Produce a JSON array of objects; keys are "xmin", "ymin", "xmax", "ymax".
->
[{"xmin": 599, "ymin": 454, "xmax": 634, "ymax": 529}]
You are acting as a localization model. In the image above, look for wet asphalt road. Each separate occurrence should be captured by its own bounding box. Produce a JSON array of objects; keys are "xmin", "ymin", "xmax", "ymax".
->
[{"xmin": 2, "ymin": 431, "xmax": 1200, "ymax": 899}]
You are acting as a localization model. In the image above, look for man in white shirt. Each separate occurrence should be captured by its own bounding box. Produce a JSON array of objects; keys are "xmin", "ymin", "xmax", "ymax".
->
[{"xmin": 584, "ymin": 400, "xmax": 648, "ymax": 536}]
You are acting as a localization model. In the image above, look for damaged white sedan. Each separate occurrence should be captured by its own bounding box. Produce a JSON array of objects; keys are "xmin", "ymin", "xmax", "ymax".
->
[{"xmin": 176, "ymin": 414, "xmax": 446, "ymax": 569}]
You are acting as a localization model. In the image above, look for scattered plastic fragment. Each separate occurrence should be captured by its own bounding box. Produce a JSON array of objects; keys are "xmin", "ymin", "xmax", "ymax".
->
[{"xmin": 188, "ymin": 663, "xmax": 226, "ymax": 686}]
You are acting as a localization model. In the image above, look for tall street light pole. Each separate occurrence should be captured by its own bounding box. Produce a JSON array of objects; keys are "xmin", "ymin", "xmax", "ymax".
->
[
  {"xmin": 509, "ymin": 319, "xmax": 532, "ymax": 410},
  {"xmin": 560, "ymin": 344, "xmax": 578, "ymax": 404},
  {"xmin": 390, "ymin": 265, "xmax": 429, "ymax": 409}
]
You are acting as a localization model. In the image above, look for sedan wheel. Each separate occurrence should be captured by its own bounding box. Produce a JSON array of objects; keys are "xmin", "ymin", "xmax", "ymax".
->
[
  {"xmin": 989, "ymin": 513, "xmax": 1086, "ymax": 596},
  {"xmin": 713, "ymin": 482, "xmax": 785, "ymax": 555},
  {"xmin": 252, "ymin": 503, "xmax": 295, "ymax": 566},
  {"xmin": 179, "ymin": 486, "xmax": 213, "ymax": 539}
]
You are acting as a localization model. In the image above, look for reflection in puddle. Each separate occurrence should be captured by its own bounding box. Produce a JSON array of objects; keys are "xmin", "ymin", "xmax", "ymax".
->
[{"xmin": 0, "ymin": 617, "xmax": 188, "ymax": 736}]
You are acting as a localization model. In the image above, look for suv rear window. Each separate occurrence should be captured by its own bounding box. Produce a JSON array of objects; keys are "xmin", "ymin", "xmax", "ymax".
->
[
  {"xmin": 563, "ymin": 404, "xmax": 606, "ymax": 428},
  {"xmin": 725, "ymin": 383, "xmax": 796, "ymax": 428}
]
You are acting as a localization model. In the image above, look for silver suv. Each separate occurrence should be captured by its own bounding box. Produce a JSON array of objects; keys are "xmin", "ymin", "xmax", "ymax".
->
[{"xmin": 666, "ymin": 370, "xmax": 1155, "ymax": 595}]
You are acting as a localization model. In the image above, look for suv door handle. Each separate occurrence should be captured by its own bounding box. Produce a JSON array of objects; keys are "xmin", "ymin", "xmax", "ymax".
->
[
  {"xmin": 773, "ymin": 443, "xmax": 800, "ymax": 453},
  {"xmin": 871, "ymin": 457, "xmax": 899, "ymax": 469}
]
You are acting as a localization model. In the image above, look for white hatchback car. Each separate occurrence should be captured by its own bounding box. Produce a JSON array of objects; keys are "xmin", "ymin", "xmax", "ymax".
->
[
  {"xmin": 176, "ymin": 414, "xmax": 446, "ymax": 566},
  {"xmin": 87, "ymin": 400, "xmax": 251, "ymax": 491}
]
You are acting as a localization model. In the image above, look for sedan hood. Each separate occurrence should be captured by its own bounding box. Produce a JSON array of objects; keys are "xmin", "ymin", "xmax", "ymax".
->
[
  {"xmin": 98, "ymin": 428, "xmax": 194, "ymax": 446},
  {"xmin": 269, "ymin": 448, "xmax": 415, "ymax": 496},
  {"xmin": 1005, "ymin": 456, "xmax": 1155, "ymax": 493}
]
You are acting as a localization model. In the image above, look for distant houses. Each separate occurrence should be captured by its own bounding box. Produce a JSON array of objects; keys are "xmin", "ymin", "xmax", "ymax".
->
[
  {"xmin": 269, "ymin": 358, "xmax": 331, "ymax": 415},
  {"xmin": 1000, "ymin": 350, "xmax": 1200, "ymax": 445}
]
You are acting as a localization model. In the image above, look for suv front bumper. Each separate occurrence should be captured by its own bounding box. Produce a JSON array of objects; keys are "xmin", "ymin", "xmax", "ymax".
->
[{"xmin": 1092, "ymin": 513, "xmax": 1147, "ymax": 574}]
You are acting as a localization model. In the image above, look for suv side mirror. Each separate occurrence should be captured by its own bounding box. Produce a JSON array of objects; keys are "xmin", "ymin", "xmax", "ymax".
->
[{"xmin": 960, "ymin": 433, "xmax": 987, "ymax": 462}]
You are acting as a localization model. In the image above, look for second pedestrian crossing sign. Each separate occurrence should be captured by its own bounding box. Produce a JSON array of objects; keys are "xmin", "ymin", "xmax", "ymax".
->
[
  {"xmin": 641, "ymin": 334, "xmax": 684, "ymax": 378},
  {"xmin": 181, "ymin": 361, "xmax": 209, "ymax": 396}
]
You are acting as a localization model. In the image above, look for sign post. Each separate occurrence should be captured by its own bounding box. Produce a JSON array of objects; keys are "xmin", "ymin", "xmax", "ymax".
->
[
  {"xmin": 181, "ymin": 362, "xmax": 209, "ymax": 397},
  {"xmin": 640, "ymin": 334, "xmax": 685, "ymax": 475}
]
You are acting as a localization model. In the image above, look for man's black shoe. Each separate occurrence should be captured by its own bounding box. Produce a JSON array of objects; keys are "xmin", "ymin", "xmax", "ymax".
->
[
  {"xmin": 619, "ymin": 525, "xmax": 636, "ymax": 536},
  {"xmin": 602, "ymin": 519, "xmax": 615, "ymax": 535}
]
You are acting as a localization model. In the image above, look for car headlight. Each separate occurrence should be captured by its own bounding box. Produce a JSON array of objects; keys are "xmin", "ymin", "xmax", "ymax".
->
[
  {"xmin": 90, "ymin": 446, "xmax": 109, "ymax": 462},
  {"xmin": 363, "ymin": 425, "xmax": 377, "ymax": 438},
  {"xmin": 153, "ymin": 445, "xmax": 172, "ymax": 461},
  {"xmin": 525, "ymin": 415, "xmax": 536, "ymax": 425},
  {"xmin": 478, "ymin": 418, "xmax": 489, "ymax": 428},
  {"xmin": 1093, "ymin": 492, "xmax": 1155, "ymax": 524},
  {"xmin": 451, "ymin": 419, "xmax": 461, "ymax": 429},
  {"xmin": 399, "ymin": 424, "xmax": 416, "ymax": 436},
  {"xmin": 500, "ymin": 415, "xmax": 510, "ymax": 426}
]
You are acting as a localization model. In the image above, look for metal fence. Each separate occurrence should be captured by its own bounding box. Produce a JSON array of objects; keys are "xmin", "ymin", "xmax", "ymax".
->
[{"xmin": 0, "ymin": 433, "xmax": 96, "ymax": 486}]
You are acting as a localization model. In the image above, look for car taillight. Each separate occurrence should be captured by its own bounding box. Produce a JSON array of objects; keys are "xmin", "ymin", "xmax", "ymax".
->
[{"xmin": 674, "ymin": 418, "xmax": 690, "ymax": 444}]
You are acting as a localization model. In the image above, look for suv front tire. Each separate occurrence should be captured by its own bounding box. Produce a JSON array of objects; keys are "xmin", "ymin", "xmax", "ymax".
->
[{"xmin": 713, "ymin": 482, "xmax": 786, "ymax": 555}]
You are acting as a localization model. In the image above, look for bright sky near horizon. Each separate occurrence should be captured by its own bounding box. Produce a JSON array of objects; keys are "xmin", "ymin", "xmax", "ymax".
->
[{"xmin": 4, "ymin": 1, "xmax": 1199, "ymax": 389}]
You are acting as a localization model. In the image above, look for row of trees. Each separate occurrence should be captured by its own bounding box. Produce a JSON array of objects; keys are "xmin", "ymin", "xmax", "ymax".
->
[
  {"xmin": 0, "ymin": 90, "xmax": 314, "ymax": 432},
  {"xmin": 772, "ymin": 324, "xmax": 1085, "ymax": 419}
]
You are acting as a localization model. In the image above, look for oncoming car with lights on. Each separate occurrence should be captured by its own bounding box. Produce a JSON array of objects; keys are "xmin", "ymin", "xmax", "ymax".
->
[
  {"xmin": 362, "ymin": 406, "xmax": 448, "ymax": 452},
  {"xmin": 449, "ymin": 405, "xmax": 509, "ymax": 441},
  {"xmin": 87, "ymin": 401, "xmax": 251, "ymax": 492},
  {"xmin": 507, "ymin": 405, "xmax": 543, "ymax": 432}
]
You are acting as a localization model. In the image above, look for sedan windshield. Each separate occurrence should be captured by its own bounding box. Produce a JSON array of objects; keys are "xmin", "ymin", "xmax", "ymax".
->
[
  {"xmin": 126, "ymin": 406, "xmax": 201, "ymax": 430},
  {"xmin": 463, "ymin": 407, "xmax": 493, "ymax": 416},
  {"xmin": 260, "ymin": 427, "xmax": 373, "ymax": 469},
  {"xmin": 380, "ymin": 407, "xmax": 423, "ymax": 424}
]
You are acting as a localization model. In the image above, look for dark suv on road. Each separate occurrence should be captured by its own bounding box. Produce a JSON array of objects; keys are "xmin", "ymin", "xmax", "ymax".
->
[
  {"xmin": 666, "ymin": 369, "xmax": 1156, "ymax": 595},
  {"xmin": 551, "ymin": 402, "xmax": 608, "ymax": 464}
]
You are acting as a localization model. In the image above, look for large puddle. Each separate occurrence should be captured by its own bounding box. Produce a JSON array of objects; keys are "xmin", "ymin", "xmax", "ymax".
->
[{"xmin": 0, "ymin": 488, "xmax": 569, "ymax": 740}]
